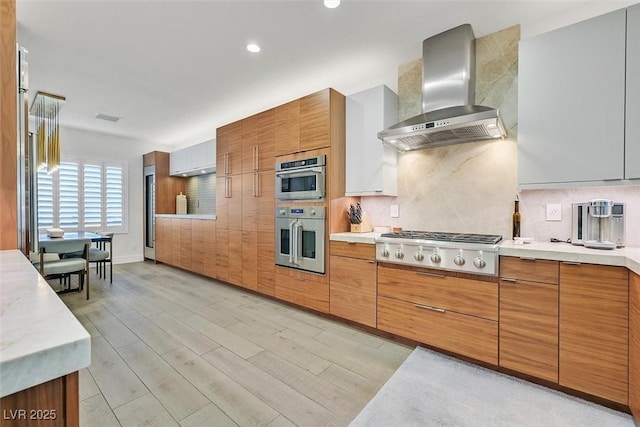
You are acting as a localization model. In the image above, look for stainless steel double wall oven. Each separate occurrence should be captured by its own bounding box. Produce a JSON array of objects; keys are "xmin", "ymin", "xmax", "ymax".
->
[{"xmin": 275, "ymin": 155, "xmax": 326, "ymax": 274}]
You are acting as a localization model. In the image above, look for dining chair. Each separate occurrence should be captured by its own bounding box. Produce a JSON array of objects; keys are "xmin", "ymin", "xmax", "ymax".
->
[
  {"xmin": 92, "ymin": 231, "xmax": 113, "ymax": 283},
  {"xmin": 33, "ymin": 238, "xmax": 91, "ymax": 299}
]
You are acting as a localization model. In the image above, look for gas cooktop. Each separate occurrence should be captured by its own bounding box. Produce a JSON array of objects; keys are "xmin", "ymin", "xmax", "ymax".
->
[
  {"xmin": 379, "ymin": 231, "xmax": 502, "ymax": 245},
  {"xmin": 375, "ymin": 231, "xmax": 503, "ymax": 276}
]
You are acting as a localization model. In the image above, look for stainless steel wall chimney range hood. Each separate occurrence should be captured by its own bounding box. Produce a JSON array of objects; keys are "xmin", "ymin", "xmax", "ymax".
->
[{"xmin": 378, "ymin": 24, "xmax": 506, "ymax": 151}]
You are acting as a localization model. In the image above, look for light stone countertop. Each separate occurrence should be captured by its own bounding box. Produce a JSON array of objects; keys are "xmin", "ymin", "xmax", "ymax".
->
[
  {"xmin": 155, "ymin": 214, "xmax": 216, "ymax": 220},
  {"xmin": 0, "ymin": 250, "xmax": 91, "ymax": 398},
  {"xmin": 330, "ymin": 233, "xmax": 640, "ymax": 275}
]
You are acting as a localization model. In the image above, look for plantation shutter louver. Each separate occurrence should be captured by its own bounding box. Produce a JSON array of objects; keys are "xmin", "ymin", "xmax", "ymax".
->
[
  {"xmin": 58, "ymin": 162, "xmax": 79, "ymax": 229},
  {"xmin": 83, "ymin": 163, "xmax": 103, "ymax": 228},
  {"xmin": 106, "ymin": 166, "xmax": 123, "ymax": 227},
  {"xmin": 37, "ymin": 170, "xmax": 54, "ymax": 229}
]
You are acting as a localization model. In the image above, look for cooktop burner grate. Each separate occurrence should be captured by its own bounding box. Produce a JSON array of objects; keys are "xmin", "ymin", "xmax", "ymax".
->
[{"xmin": 379, "ymin": 231, "xmax": 502, "ymax": 245}]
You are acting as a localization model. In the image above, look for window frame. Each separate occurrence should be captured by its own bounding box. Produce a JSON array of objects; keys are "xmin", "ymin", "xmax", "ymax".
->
[{"xmin": 36, "ymin": 158, "xmax": 128, "ymax": 234}]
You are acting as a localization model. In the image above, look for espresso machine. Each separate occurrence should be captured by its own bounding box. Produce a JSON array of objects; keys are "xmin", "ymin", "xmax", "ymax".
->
[{"xmin": 571, "ymin": 199, "xmax": 625, "ymax": 249}]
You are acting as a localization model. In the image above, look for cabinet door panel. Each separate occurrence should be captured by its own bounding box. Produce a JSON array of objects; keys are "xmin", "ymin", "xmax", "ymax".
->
[
  {"xmin": 191, "ymin": 220, "xmax": 204, "ymax": 274},
  {"xmin": 559, "ymin": 263, "xmax": 628, "ymax": 404},
  {"xmin": 179, "ymin": 219, "xmax": 192, "ymax": 271},
  {"xmin": 257, "ymin": 170, "xmax": 275, "ymax": 233},
  {"xmin": 257, "ymin": 231, "xmax": 275, "ymax": 296},
  {"xmin": 518, "ymin": 9, "xmax": 626, "ymax": 185},
  {"xmin": 170, "ymin": 219, "xmax": 181, "ymax": 267},
  {"xmin": 275, "ymin": 271, "xmax": 329, "ymax": 312},
  {"xmin": 203, "ymin": 220, "xmax": 217, "ymax": 278},
  {"xmin": 500, "ymin": 256, "xmax": 558, "ymax": 284},
  {"xmin": 378, "ymin": 296, "xmax": 498, "ymax": 364},
  {"xmin": 227, "ymin": 176, "xmax": 242, "ymax": 231},
  {"xmin": 155, "ymin": 218, "xmax": 170, "ymax": 263},
  {"xmin": 330, "ymin": 256, "xmax": 377, "ymax": 328},
  {"xmin": 626, "ymin": 4, "xmax": 640, "ymax": 179},
  {"xmin": 330, "ymin": 241, "xmax": 375, "ymax": 260},
  {"xmin": 215, "ymin": 177, "xmax": 228, "ymax": 230},
  {"xmin": 242, "ymin": 174, "xmax": 257, "ymax": 232},
  {"xmin": 500, "ymin": 280, "xmax": 558, "ymax": 382},
  {"xmin": 300, "ymin": 89, "xmax": 331, "ymax": 152},
  {"xmin": 257, "ymin": 109, "xmax": 276, "ymax": 171},
  {"xmin": 228, "ymin": 229, "xmax": 243, "ymax": 286},
  {"xmin": 630, "ymin": 272, "xmax": 640, "ymax": 419},
  {"xmin": 275, "ymin": 100, "xmax": 300, "ymax": 156},
  {"xmin": 215, "ymin": 228, "xmax": 229, "ymax": 282},
  {"xmin": 242, "ymin": 115, "xmax": 258, "ymax": 174},
  {"xmin": 242, "ymin": 230, "xmax": 258, "ymax": 291}
]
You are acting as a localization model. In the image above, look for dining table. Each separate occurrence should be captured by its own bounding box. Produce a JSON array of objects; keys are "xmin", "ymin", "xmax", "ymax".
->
[{"xmin": 38, "ymin": 231, "xmax": 105, "ymax": 243}]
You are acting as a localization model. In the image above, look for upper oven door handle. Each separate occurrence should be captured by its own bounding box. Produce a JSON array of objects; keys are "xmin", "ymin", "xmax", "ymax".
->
[{"xmin": 276, "ymin": 167, "xmax": 324, "ymax": 177}]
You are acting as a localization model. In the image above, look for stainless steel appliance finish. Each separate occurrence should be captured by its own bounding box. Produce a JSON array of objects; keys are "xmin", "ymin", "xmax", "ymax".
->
[
  {"xmin": 143, "ymin": 165, "xmax": 156, "ymax": 260},
  {"xmin": 572, "ymin": 200, "xmax": 625, "ymax": 249},
  {"xmin": 375, "ymin": 231, "xmax": 502, "ymax": 276},
  {"xmin": 378, "ymin": 24, "xmax": 506, "ymax": 151},
  {"xmin": 275, "ymin": 155, "xmax": 326, "ymax": 201},
  {"xmin": 275, "ymin": 206, "xmax": 325, "ymax": 274}
]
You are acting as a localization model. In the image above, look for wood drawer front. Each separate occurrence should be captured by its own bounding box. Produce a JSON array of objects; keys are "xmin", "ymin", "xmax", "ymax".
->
[
  {"xmin": 559, "ymin": 263, "xmax": 628, "ymax": 404},
  {"xmin": 329, "ymin": 256, "xmax": 377, "ymax": 328},
  {"xmin": 499, "ymin": 280, "xmax": 559, "ymax": 382},
  {"xmin": 329, "ymin": 241, "xmax": 375, "ymax": 260},
  {"xmin": 378, "ymin": 265, "xmax": 498, "ymax": 321},
  {"xmin": 500, "ymin": 256, "xmax": 559, "ymax": 284},
  {"xmin": 275, "ymin": 272, "xmax": 329, "ymax": 313},
  {"xmin": 378, "ymin": 296, "xmax": 498, "ymax": 365}
]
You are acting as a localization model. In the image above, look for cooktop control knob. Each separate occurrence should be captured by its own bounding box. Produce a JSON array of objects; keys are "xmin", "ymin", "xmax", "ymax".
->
[
  {"xmin": 395, "ymin": 249, "xmax": 404, "ymax": 260},
  {"xmin": 473, "ymin": 257, "xmax": 486, "ymax": 269},
  {"xmin": 279, "ymin": 209, "xmax": 286, "ymax": 215},
  {"xmin": 454, "ymin": 255, "xmax": 465, "ymax": 266},
  {"xmin": 380, "ymin": 248, "xmax": 390, "ymax": 258},
  {"xmin": 414, "ymin": 252, "xmax": 424, "ymax": 262},
  {"xmin": 430, "ymin": 253, "xmax": 441, "ymax": 264},
  {"xmin": 309, "ymin": 209, "xmax": 316, "ymax": 216}
]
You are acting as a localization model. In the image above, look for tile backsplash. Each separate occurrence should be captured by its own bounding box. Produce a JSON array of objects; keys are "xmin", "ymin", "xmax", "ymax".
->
[{"xmin": 185, "ymin": 173, "xmax": 216, "ymax": 214}]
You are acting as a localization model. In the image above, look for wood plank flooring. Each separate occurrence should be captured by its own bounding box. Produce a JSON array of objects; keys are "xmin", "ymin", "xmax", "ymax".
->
[{"xmin": 58, "ymin": 261, "xmax": 412, "ymax": 426}]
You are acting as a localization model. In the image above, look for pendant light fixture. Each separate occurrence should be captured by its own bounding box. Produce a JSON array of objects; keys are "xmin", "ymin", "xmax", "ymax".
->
[
  {"xmin": 30, "ymin": 91, "xmax": 65, "ymax": 174},
  {"xmin": 324, "ymin": 0, "xmax": 340, "ymax": 8}
]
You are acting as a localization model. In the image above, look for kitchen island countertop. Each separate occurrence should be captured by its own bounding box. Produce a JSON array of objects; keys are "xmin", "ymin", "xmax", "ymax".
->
[
  {"xmin": 0, "ymin": 250, "xmax": 90, "ymax": 398},
  {"xmin": 330, "ymin": 232, "xmax": 380, "ymax": 244}
]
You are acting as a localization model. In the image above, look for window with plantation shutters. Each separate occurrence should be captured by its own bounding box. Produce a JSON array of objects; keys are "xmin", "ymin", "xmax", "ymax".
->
[
  {"xmin": 35, "ymin": 160, "xmax": 127, "ymax": 233},
  {"xmin": 83, "ymin": 163, "xmax": 103, "ymax": 228}
]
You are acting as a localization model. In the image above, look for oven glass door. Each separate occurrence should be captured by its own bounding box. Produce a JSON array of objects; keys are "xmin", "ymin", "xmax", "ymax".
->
[
  {"xmin": 276, "ymin": 167, "xmax": 325, "ymax": 200},
  {"xmin": 275, "ymin": 217, "xmax": 325, "ymax": 274}
]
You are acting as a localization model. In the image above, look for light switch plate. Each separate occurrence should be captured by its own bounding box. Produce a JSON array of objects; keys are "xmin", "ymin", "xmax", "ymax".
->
[
  {"xmin": 390, "ymin": 204, "xmax": 399, "ymax": 218},
  {"xmin": 546, "ymin": 203, "xmax": 562, "ymax": 221}
]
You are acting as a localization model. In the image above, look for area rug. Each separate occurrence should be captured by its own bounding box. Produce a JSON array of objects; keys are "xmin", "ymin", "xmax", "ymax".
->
[{"xmin": 349, "ymin": 347, "xmax": 634, "ymax": 427}]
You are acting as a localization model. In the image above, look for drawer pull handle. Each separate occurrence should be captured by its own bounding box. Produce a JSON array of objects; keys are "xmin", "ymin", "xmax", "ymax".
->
[
  {"xmin": 562, "ymin": 261, "xmax": 581, "ymax": 265},
  {"xmin": 294, "ymin": 277, "xmax": 305, "ymax": 282},
  {"xmin": 348, "ymin": 242, "xmax": 357, "ymax": 245},
  {"xmin": 502, "ymin": 278, "xmax": 517, "ymax": 283},
  {"xmin": 414, "ymin": 304, "xmax": 446, "ymax": 313},
  {"xmin": 416, "ymin": 271, "xmax": 446, "ymax": 279},
  {"xmin": 520, "ymin": 257, "xmax": 537, "ymax": 261},
  {"xmin": 367, "ymin": 260, "xmax": 376, "ymax": 264}
]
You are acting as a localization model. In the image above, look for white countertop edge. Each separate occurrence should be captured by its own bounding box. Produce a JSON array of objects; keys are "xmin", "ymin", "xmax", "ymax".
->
[
  {"xmin": 330, "ymin": 232, "xmax": 380, "ymax": 244},
  {"xmin": 329, "ymin": 234, "xmax": 640, "ymax": 275},
  {"xmin": 0, "ymin": 250, "xmax": 91, "ymax": 397},
  {"xmin": 0, "ymin": 337, "xmax": 90, "ymax": 397},
  {"xmin": 155, "ymin": 214, "xmax": 216, "ymax": 220}
]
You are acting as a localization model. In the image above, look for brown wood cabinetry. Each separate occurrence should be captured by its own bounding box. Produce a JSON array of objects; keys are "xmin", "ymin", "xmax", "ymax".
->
[
  {"xmin": 559, "ymin": 262, "xmax": 629, "ymax": 404},
  {"xmin": 216, "ymin": 121, "xmax": 242, "ymax": 177},
  {"xmin": 630, "ymin": 272, "xmax": 640, "ymax": 421},
  {"xmin": 377, "ymin": 264, "xmax": 498, "ymax": 364},
  {"xmin": 275, "ymin": 88, "xmax": 340, "ymax": 156},
  {"xmin": 202, "ymin": 220, "xmax": 216, "ymax": 279},
  {"xmin": 242, "ymin": 109, "xmax": 275, "ymax": 173},
  {"xmin": 155, "ymin": 217, "xmax": 171, "ymax": 263},
  {"xmin": 499, "ymin": 256, "xmax": 559, "ymax": 382},
  {"xmin": 275, "ymin": 269, "xmax": 329, "ymax": 313},
  {"xmin": 0, "ymin": 372, "xmax": 79, "ymax": 427},
  {"xmin": 191, "ymin": 219, "xmax": 204, "ymax": 274},
  {"xmin": 329, "ymin": 242, "xmax": 377, "ymax": 328}
]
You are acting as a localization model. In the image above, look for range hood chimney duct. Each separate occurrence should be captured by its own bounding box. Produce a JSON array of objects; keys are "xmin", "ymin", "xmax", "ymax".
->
[{"xmin": 378, "ymin": 24, "xmax": 506, "ymax": 151}]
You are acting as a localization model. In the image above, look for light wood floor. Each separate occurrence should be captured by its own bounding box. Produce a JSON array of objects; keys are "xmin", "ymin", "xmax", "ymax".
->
[{"xmin": 59, "ymin": 261, "xmax": 413, "ymax": 427}]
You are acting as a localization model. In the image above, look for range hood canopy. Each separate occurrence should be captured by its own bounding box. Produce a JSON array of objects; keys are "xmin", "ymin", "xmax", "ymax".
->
[{"xmin": 378, "ymin": 24, "xmax": 506, "ymax": 151}]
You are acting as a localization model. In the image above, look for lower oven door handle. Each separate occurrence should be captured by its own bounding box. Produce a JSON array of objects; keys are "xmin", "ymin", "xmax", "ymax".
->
[
  {"xmin": 295, "ymin": 222, "xmax": 303, "ymax": 264},
  {"xmin": 289, "ymin": 221, "xmax": 296, "ymax": 264}
]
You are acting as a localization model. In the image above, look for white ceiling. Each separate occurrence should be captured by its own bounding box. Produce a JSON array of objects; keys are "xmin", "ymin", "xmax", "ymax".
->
[{"xmin": 16, "ymin": 0, "xmax": 634, "ymax": 149}]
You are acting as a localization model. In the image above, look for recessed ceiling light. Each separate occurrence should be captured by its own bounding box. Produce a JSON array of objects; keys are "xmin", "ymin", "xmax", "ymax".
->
[
  {"xmin": 324, "ymin": 0, "xmax": 340, "ymax": 8},
  {"xmin": 246, "ymin": 43, "xmax": 261, "ymax": 53}
]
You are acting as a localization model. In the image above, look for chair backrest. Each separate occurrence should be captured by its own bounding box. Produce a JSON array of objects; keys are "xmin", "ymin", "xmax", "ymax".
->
[{"xmin": 40, "ymin": 238, "xmax": 91, "ymax": 255}]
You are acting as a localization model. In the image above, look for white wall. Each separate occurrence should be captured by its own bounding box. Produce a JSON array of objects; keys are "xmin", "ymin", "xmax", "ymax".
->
[{"xmin": 59, "ymin": 126, "xmax": 161, "ymax": 264}]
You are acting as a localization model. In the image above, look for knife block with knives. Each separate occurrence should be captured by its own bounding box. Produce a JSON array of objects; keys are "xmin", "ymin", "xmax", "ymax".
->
[{"xmin": 347, "ymin": 202, "xmax": 372, "ymax": 233}]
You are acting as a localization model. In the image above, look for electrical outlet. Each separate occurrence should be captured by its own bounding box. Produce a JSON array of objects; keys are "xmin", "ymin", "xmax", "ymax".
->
[
  {"xmin": 546, "ymin": 203, "xmax": 562, "ymax": 221},
  {"xmin": 390, "ymin": 204, "xmax": 399, "ymax": 218}
]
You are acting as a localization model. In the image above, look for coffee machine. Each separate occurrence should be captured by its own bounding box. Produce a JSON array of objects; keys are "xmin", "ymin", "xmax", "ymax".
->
[{"xmin": 571, "ymin": 199, "xmax": 625, "ymax": 249}]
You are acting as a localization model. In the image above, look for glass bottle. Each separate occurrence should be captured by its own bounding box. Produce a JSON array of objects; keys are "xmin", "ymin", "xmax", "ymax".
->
[{"xmin": 512, "ymin": 196, "xmax": 521, "ymax": 239}]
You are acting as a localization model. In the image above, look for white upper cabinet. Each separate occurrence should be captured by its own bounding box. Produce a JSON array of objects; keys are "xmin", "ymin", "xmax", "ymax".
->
[
  {"xmin": 345, "ymin": 85, "xmax": 399, "ymax": 196},
  {"xmin": 626, "ymin": 4, "xmax": 640, "ymax": 179},
  {"xmin": 518, "ymin": 9, "xmax": 626, "ymax": 187},
  {"xmin": 170, "ymin": 139, "xmax": 216, "ymax": 176}
]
